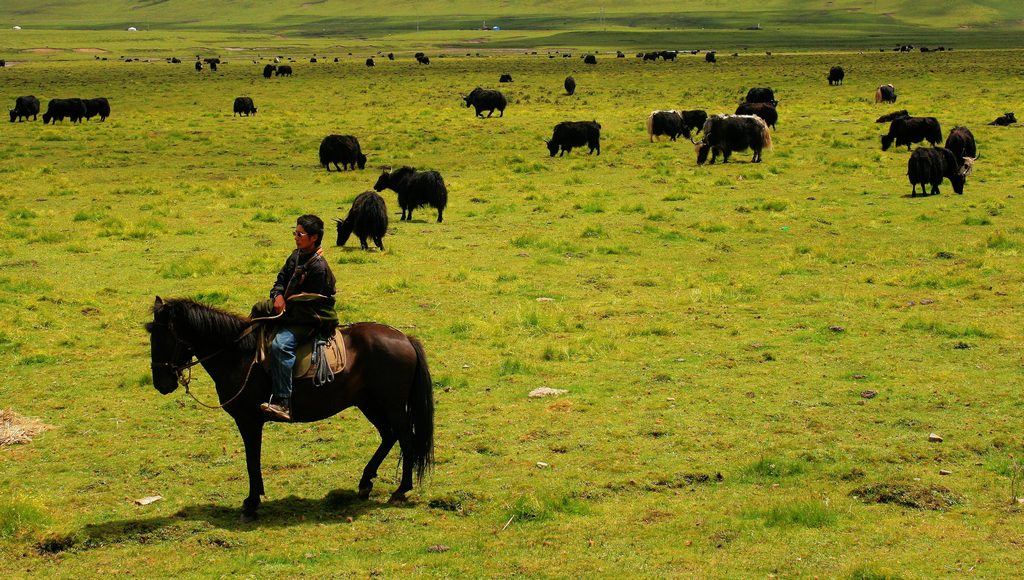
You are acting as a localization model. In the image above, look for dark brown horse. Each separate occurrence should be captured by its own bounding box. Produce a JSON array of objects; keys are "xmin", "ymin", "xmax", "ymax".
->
[{"xmin": 146, "ymin": 297, "xmax": 434, "ymax": 520}]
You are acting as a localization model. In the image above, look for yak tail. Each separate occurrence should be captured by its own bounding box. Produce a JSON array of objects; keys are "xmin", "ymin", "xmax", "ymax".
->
[
  {"xmin": 646, "ymin": 112, "xmax": 654, "ymax": 142},
  {"xmin": 759, "ymin": 119, "xmax": 773, "ymax": 150},
  {"xmin": 874, "ymin": 87, "xmax": 883, "ymax": 103},
  {"xmin": 406, "ymin": 336, "xmax": 435, "ymax": 483}
]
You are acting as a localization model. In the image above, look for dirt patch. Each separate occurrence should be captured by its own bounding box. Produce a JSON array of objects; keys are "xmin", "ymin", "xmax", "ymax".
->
[
  {"xmin": 73, "ymin": 48, "xmax": 108, "ymax": 54},
  {"xmin": 223, "ymin": 47, "xmax": 246, "ymax": 51},
  {"xmin": 851, "ymin": 482, "xmax": 962, "ymax": 510},
  {"xmin": 23, "ymin": 48, "xmax": 63, "ymax": 54},
  {"xmin": 0, "ymin": 408, "xmax": 50, "ymax": 446}
]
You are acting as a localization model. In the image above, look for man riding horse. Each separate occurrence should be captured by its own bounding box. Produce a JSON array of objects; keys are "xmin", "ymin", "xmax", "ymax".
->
[{"xmin": 258, "ymin": 214, "xmax": 338, "ymax": 421}]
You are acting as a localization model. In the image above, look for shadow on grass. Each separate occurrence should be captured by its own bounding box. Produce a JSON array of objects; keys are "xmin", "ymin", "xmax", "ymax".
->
[{"xmin": 42, "ymin": 489, "xmax": 399, "ymax": 553}]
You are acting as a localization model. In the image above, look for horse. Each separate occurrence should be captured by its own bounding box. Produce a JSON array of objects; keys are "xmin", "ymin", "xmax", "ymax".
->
[{"xmin": 146, "ymin": 297, "xmax": 435, "ymax": 520}]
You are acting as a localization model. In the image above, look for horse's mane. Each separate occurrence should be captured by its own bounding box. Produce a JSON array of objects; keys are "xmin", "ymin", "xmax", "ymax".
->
[{"xmin": 154, "ymin": 298, "xmax": 256, "ymax": 350}]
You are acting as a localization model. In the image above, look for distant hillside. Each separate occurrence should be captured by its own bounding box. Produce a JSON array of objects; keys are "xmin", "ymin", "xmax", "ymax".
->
[{"xmin": 1, "ymin": 0, "xmax": 1022, "ymax": 48}]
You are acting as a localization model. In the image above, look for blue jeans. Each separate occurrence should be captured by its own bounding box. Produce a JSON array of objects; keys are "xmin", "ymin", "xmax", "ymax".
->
[{"xmin": 270, "ymin": 328, "xmax": 297, "ymax": 400}]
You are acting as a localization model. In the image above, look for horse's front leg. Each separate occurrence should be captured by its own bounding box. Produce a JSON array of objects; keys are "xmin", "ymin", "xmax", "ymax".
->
[{"xmin": 236, "ymin": 418, "xmax": 265, "ymax": 520}]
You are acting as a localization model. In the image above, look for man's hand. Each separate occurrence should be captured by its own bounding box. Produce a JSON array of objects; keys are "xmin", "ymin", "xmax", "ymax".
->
[{"xmin": 273, "ymin": 294, "xmax": 286, "ymax": 314}]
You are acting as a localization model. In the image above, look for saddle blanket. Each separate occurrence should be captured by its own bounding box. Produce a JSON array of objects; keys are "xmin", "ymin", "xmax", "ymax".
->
[{"xmin": 257, "ymin": 326, "xmax": 347, "ymax": 379}]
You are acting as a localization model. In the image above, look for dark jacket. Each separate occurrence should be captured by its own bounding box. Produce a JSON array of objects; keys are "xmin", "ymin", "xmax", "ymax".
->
[{"xmin": 263, "ymin": 249, "xmax": 338, "ymax": 333}]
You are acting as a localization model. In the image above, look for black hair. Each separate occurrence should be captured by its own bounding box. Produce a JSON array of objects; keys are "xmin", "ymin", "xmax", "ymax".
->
[{"xmin": 297, "ymin": 214, "xmax": 324, "ymax": 248}]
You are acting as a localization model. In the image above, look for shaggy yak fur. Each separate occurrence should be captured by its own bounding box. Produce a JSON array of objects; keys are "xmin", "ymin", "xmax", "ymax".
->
[
  {"xmin": 319, "ymin": 135, "xmax": 367, "ymax": 171},
  {"xmin": 336, "ymin": 191, "xmax": 388, "ymax": 250},
  {"xmin": 881, "ymin": 116, "xmax": 941, "ymax": 151},
  {"xmin": 547, "ymin": 121, "xmax": 601, "ymax": 157},
  {"xmin": 695, "ymin": 114, "xmax": 772, "ymax": 164},
  {"xmin": 374, "ymin": 166, "xmax": 448, "ymax": 222},
  {"xmin": 734, "ymin": 102, "xmax": 778, "ymax": 129},
  {"xmin": 463, "ymin": 87, "xmax": 507, "ymax": 118},
  {"xmin": 907, "ymin": 147, "xmax": 971, "ymax": 196}
]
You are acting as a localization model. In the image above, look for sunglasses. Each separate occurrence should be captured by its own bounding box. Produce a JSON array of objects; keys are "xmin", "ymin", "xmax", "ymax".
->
[{"xmin": 292, "ymin": 230, "xmax": 309, "ymax": 238}]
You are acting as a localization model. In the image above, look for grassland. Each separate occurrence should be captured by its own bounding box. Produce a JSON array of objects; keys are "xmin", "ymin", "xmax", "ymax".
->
[{"xmin": 1, "ymin": 31, "xmax": 1024, "ymax": 578}]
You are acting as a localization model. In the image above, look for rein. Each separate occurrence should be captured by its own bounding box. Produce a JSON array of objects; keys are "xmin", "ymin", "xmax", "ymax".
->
[{"xmin": 152, "ymin": 320, "xmax": 262, "ymax": 410}]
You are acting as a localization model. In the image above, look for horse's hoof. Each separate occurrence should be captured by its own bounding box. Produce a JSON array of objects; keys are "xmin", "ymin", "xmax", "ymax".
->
[
  {"xmin": 388, "ymin": 493, "xmax": 408, "ymax": 505},
  {"xmin": 357, "ymin": 487, "xmax": 372, "ymax": 501}
]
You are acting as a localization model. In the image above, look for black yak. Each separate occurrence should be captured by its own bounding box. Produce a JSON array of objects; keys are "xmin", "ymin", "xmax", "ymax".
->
[
  {"xmin": 388, "ymin": 53, "xmax": 395, "ymax": 61},
  {"xmin": 233, "ymin": 96, "xmax": 257, "ymax": 116},
  {"xmin": 659, "ymin": 50, "xmax": 677, "ymax": 61},
  {"xmin": 564, "ymin": 76, "xmax": 576, "ymax": 96},
  {"xmin": 583, "ymin": 54, "xmax": 597, "ymax": 65},
  {"xmin": 366, "ymin": 58, "xmax": 375, "ymax": 67},
  {"xmin": 907, "ymin": 147, "xmax": 972, "ymax": 196},
  {"xmin": 647, "ymin": 110, "xmax": 685, "ymax": 142},
  {"xmin": 875, "ymin": 84, "xmax": 897, "ymax": 104},
  {"xmin": 881, "ymin": 116, "xmax": 941, "ymax": 151},
  {"xmin": 195, "ymin": 61, "xmax": 203, "ymax": 72},
  {"xmin": 463, "ymin": 87, "xmax": 507, "ymax": 118},
  {"xmin": 263, "ymin": 64, "xmax": 276, "ymax": 78},
  {"xmin": 82, "ymin": 97, "xmax": 110, "ymax": 121},
  {"xmin": 735, "ymin": 102, "xmax": 777, "ymax": 129},
  {"xmin": 988, "ymin": 112, "xmax": 1016, "ymax": 126},
  {"xmin": 643, "ymin": 52, "xmax": 658, "ymax": 62},
  {"xmin": 695, "ymin": 114, "xmax": 772, "ymax": 164},
  {"xmin": 944, "ymin": 126, "xmax": 977, "ymax": 170},
  {"xmin": 678, "ymin": 110, "xmax": 709, "ymax": 140},
  {"xmin": 275, "ymin": 65, "xmax": 293, "ymax": 76},
  {"xmin": 546, "ymin": 121, "xmax": 601, "ymax": 157},
  {"xmin": 319, "ymin": 135, "xmax": 367, "ymax": 171},
  {"xmin": 336, "ymin": 191, "xmax": 389, "ymax": 251},
  {"xmin": 210, "ymin": 62, "xmax": 218, "ymax": 72},
  {"xmin": 416, "ymin": 55, "xmax": 430, "ymax": 65},
  {"xmin": 828, "ymin": 66, "xmax": 845, "ymax": 85},
  {"xmin": 42, "ymin": 98, "xmax": 87, "ymax": 124},
  {"xmin": 745, "ymin": 87, "xmax": 778, "ymax": 106},
  {"xmin": 374, "ymin": 166, "xmax": 448, "ymax": 222},
  {"xmin": 10, "ymin": 95, "xmax": 40, "ymax": 122},
  {"xmin": 499, "ymin": 73, "xmax": 512, "ymax": 82},
  {"xmin": 876, "ymin": 109, "xmax": 909, "ymax": 123}
]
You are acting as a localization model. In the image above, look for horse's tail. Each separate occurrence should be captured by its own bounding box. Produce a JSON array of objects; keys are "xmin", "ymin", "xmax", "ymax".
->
[{"xmin": 407, "ymin": 336, "xmax": 435, "ymax": 482}]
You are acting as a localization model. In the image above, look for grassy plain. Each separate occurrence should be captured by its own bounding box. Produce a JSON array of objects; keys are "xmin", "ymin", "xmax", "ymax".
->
[{"xmin": 1, "ymin": 35, "xmax": 1024, "ymax": 577}]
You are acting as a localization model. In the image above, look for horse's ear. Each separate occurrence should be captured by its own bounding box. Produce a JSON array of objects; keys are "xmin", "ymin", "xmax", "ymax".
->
[{"xmin": 155, "ymin": 296, "xmax": 163, "ymax": 307}]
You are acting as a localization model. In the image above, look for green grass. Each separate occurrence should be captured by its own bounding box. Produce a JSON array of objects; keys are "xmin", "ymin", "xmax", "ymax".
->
[{"xmin": 1, "ymin": 25, "xmax": 1024, "ymax": 578}]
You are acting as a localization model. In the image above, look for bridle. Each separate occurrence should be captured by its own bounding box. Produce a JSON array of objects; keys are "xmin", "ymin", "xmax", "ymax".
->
[{"xmin": 150, "ymin": 319, "xmax": 258, "ymax": 409}]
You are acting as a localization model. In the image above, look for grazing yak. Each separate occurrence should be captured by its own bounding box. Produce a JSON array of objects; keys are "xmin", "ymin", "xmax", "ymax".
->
[
  {"xmin": 907, "ymin": 147, "xmax": 972, "ymax": 196},
  {"xmin": 944, "ymin": 127, "xmax": 977, "ymax": 169},
  {"xmin": 195, "ymin": 61, "xmax": 203, "ymax": 72},
  {"xmin": 881, "ymin": 116, "xmax": 941, "ymax": 151},
  {"xmin": 694, "ymin": 114, "xmax": 772, "ymax": 164},
  {"xmin": 275, "ymin": 65, "xmax": 293, "ymax": 76},
  {"xmin": 366, "ymin": 58, "xmax": 375, "ymax": 67},
  {"xmin": 564, "ymin": 76, "xmax": 576, "ymax": 96},
  {"xmin": 744, "ymin": 87, "xmax": 778, "ymax": 106},
  {"xmin": 546, "ymin": 121, "xmax": 601, "ymax": 157},
  {"xmin": 83, "ymin": 97, "xmax": 110, "ymax": 121},
  {"xmin": 659, "ymin": 50, "xmax": 677, "ymax": 61},
  {"xmin": 10, "ymin": 95, "xmax": 40, "ymax": 122},
  {"xmin": 583, "ymin": 54, "xmax": 597, "ymax": 65},
  {"xmin": 499, "ymin": 73, "xmax": 512, "ymax": 82},
  {"xmin": 233, "ymin": 97, "xmax": 257, "ymax": 116},
  {"xmin": 416, "ymin": 55, "xmax": 430, "ymax": 65},
  {"xmin": 735, "ymin": 102, "xmax": 777, "ymax": 129},
  {"xmin": 875, "ymin": 84, "xmax": 897, "ymax": 104},
  {"xmin": 374, "ymin": 166, "xmax": 448, "ymax": 222},
  {"xmin": 263, "ymin": 64, "xmax": 276, "ymax": 78},
  {"xmin": 42, "ymin": 98, "xmax": 87, "ymax": 124},
  {"xmin": 388, "ymin": 53, "xmax": 395, "ymax": 61},
  {"xmin": 170, "ymin": 57, "xmax": 181, "ymax": 64},
  {"xmin": 828, "ymin": 66, "xmax": 845, "ymax": 85},
  {"xmin": 876, "ymin": 109, "xmax": 909, "ymax": 123},
  {"xmin": 335, "ymin": 191, "xmax": 388, "ymax": 251},
  {"xmin": 989, "ymin": 112, "xmax": 1016, "ymax": 126},
  {"xmin": 647, "ymin": 110, "xmax": 685, "ymax": 142},
  {"xmin": 706, "ymin": 51, "xmax": 717, "ymax": 63},
  {"xmin": 647, "ymin": 110, "xmax": 707, "ymax": 142},
  {"xmin": 319, "ymin": 135, "xmax": 367, "ymax": 171},
  {"xmin": 463, "ymin": 87, "xmax": 507, "ymax": 118},
  {"xmin": 643, "ymin": 52, "xmax": 659, "ymax": 62}
]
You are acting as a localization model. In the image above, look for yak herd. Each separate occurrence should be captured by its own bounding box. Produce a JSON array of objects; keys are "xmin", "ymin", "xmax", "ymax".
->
[{"xmin": 8, "ymin": 51, "xmax": 1019, "ymax": 251}]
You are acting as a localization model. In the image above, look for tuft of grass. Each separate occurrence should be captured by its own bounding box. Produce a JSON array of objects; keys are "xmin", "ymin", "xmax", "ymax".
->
[
  {"xmin": 901, "ymin": 319, "xmax": 994, "ymax": 339},
  {"xmin": 752, "ymin": 500, "xmax": 838, "ymax": 528},
  {"xmin": 0, "ymin": 497, "xmax": 50, "ymax": 540},
  {"xmin": 740, "ymin": 457, "xmax": 806, "ymax": 482}
]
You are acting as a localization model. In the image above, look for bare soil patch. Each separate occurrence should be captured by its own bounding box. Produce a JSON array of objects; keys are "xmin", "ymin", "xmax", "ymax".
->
[
  {"xmin": 22, "ymin": 48, "xmax": 63, "ymax": 54},
  {"xmin": 73, "ymin": 48, "xmax": 108, "ymax": 54},
  {"xmin": 0, "ymin": 409, "xmax": 50, "ymax": 446}
]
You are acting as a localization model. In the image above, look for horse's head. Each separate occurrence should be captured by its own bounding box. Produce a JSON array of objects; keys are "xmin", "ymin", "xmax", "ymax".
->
[{"xmin": 146, "ymin": 296, "xmax": 194, "ymax": 394}]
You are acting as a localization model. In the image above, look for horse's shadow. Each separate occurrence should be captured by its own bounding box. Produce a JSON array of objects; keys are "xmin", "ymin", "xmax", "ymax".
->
[{"xmin": 81, "ymin": 489, "xmax": 400, "ymax": 542}]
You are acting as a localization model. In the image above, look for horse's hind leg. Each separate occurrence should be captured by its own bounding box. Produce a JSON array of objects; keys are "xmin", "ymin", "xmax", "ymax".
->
[
  {"xmin": 390, "ymin": 431, "xmax": 416, "ymax": 503},
  {"xmin": 357, "ymin": 407, "xmax": 397, "ymax": 500}
]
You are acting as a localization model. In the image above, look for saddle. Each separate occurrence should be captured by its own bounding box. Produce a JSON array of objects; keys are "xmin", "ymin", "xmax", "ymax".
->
[{"xmin": 256, "ymin": 325, "xmax": 347, "ymax": 380}]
